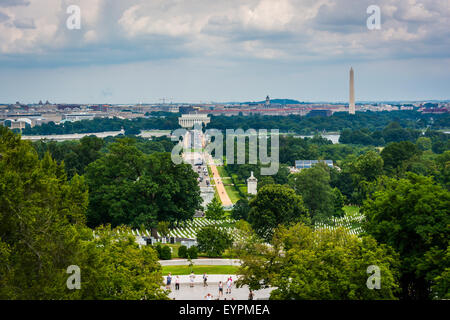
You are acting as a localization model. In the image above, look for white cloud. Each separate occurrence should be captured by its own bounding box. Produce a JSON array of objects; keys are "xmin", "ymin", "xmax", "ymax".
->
[{"xmin": 0, "ymin": 0, "xmax": 448, "ymax": 65}]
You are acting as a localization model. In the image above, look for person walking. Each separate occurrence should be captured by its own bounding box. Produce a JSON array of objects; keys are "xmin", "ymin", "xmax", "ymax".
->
[
  {"xmin": 248, "ymin": 290, "xmax": 254, "ymax": 300},
  {"xmin": 175, "ymin": 275, "xmax": 180, "ymax": 290},
  {"xmin": 166, "ymin": 273, "xmax": 172, "ymax": 290},
  {"xmin": 226, "ymin": 276, "xmax": 232, "ymax": 294},
  {"xmin": 218, "ymin": 281, "xmax": 224, "ymax": 298},
  {"xmin": 203, "ymin": 273, "xmax": 208, "ymax": 287},
  {"xmin": 189, "ymin": 271, "xmax": 195, "ymax": 288}
]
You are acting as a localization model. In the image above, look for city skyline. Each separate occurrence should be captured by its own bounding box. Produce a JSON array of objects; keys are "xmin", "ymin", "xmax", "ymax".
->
[{"xmin": 0, "ymin": 0, "xmax": 449, "ymax": 103}]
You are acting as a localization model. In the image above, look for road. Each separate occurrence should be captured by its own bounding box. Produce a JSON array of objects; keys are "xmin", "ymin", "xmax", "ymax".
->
[{"xmin": 209, "ymin": 162, "xmax": 233, "ymax": 207}]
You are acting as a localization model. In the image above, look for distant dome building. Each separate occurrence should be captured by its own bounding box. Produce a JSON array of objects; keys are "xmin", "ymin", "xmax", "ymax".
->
[{"xmin": 247, "ymin": 171, "xmax": 258, "ymax": 195}]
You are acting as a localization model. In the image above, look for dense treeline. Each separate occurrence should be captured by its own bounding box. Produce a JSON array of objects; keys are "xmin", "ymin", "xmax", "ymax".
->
[
  {"xmin": 29, "ymin": 134, "xmax": 200, "ymax": 229},
  {"xmin": 32, "ymin": 135, "xmax": 175, "ymax": 178},
  {"xmin": 19, "ymin": 110, "xmax": 449, "ymax": 136},
  {"xmin": 21, "ymin": 114, "xmax": 180, "ymax": 135},
  {"xmin": 340, "ymin": 122, "xmax": 450, "ymax": 150},
  {"xmin": 208, "ymin": 111, "xmax": 450, "ymax": 134}
]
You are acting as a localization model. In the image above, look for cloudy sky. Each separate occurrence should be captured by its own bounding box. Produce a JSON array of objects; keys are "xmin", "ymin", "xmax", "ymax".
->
[{"xmin": 0, "ymin": 0, "xmax": 449, "ymax": 104}]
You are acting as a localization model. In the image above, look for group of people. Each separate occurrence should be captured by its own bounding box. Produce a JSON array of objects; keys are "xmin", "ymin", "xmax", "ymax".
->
[
  {"xmin": 165, "ymin": 272, "xmax": 255, "ymax": 300},
  {"xmin": 164, "ymin": 272, "xmax": 212, "ymax": 290},
  {"xmin": 165, "ymin": 273, "xmax": 180, "ymax": 290}
]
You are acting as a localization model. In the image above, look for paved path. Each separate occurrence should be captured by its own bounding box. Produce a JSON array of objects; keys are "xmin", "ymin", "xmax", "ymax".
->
[
  {"xmin": 209, "ymin": 162, "xmax": 233, "ymax": 206},
  {"xmin": 159, "ymin": 258, "xmax": 241, "ymax": 266},
  {"xmin": 164, "ymin": 277, "xmax": 273, "ymax": 300}
]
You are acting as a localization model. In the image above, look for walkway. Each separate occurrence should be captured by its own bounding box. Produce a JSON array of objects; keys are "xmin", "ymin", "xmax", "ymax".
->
[
  {"xmin": 164, "ymin": 276, "xmax": 274, "ymax": 300},
  {"xmin": 208, "ymin": 162, "xmax": 233, "ymax": 207}
]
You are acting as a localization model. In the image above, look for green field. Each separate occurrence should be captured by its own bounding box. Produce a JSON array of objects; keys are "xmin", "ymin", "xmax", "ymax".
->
[
  {"xmin": 343, "ymin": 205, "xmax": 361, "ymax": 217},
  {"xmin": 215, "ymin": 166, "xmax": 243, "ymax": 204},
  {"xmin": 161, "ymin": 265, "xmax": 240, "ymax": 275}
]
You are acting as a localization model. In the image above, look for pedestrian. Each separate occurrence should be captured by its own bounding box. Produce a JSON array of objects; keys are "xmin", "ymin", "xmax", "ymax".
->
[
  {"xmin": 226, "ymin": 276, "xmax": 232, "ymax": 294},
  {"xmin": 203, "ymin": 273, "xmax": 208, "ymax": 287},
  {"xmin": 248, "ymin": 290, "xmax": 254, "ymax": 300},
  {"xmin": 218, "ymin": 281, "xmax": 223, "ymax": 297},
  {"xmin": 166, "ymin": 273, "xmax": 172, "ymax": 290},
  {"xmin": 189, "ymin": 271, "xmax": 195, "ymax": 288},
  {"xmin": 175, "ymin": 275, "xmax": 180, "ymax": 290},
  {"xmin": 166, "ymin": 273, "xmax": 172, "ymax": 289},
  {"xmin": 205, "ymin": 293, "xmax": 213, "ymax": 300}
]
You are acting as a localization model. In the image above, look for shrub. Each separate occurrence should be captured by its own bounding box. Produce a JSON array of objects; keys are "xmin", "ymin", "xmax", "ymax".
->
[
  {"xmin": 160, "ymin": 246, "xmax": 172, "ymax": 260},
  {"xmin": 154, "ymin": 244, "xmax": 162, "ymax": 259},
  {"xmin": 178, "ymin": 245, "xmax": 188, "ymax": 258},
  {"xmin": 187, "ymin": 246, "xmax": 198, "ymax": 259}
]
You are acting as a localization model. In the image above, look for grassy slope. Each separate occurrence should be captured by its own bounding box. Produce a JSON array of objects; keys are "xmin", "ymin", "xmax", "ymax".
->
[{"xmin": 161, "ymin": 265, "xmax": 240, "ymax": 275}]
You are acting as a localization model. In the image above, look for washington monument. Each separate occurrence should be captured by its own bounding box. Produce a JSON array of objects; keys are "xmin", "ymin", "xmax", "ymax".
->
[{"xmin": 349, "ymin": 67, "xmax": 355, "ymax": 114}]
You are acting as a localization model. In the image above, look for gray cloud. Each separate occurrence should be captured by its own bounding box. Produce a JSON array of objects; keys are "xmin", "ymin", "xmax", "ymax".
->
[
  {"xmin": 0, "ymin": 0, "xmax": 30, "ymax": 7},
  {"xmin": 0, "ymin": 11, "xmax": 9, "ymax": 22},
  {"xmin": 0, "ymin": 0, "xmax": 448, "ymax": 68},
  {"xmin": 13, "ymin": 17, "xmax": 35, "ymax": 28}
]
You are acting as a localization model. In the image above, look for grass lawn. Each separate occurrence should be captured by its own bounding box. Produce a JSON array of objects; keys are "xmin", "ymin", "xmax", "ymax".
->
[
  {"xmin": 215, "ymin": 166, "xmax": 243, "ymax": 204},
  {"xmin": 343, "ymin": 205, "xmax": 360, "ymax": 217},
  {"xmin": 161, "ymin": 265, "xmax": 240, "ymax": 275}
]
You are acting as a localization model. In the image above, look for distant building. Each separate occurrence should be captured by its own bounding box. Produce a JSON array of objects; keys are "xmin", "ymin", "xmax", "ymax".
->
[
  {"xmin": 3, "ymin": 118, "xmax": 33, "ymax": 130},
  {"xmin": 306, "ymin": 109, "xmax": 332, "ymax": 117},
  {"xmin": 247, "ymin": 171, "xmax": 258, "ymax": 195},
  {"xmin": 62, "ymin": 113, "xmax": 95, "ymax": 122},
  {"xmin": 295, "ymin": 160, "xmax": 333, "ymax": 170},
  {"xmin": 265, "ymin": 95, "xmax": 270, "ymax": 107},
  {"xmin": 178, "ymin": 113, "xmax": 210, "ymax": 128},
  {"xmin": 349, "ymin": 67, "xmax": 355, "ymax": 115}
]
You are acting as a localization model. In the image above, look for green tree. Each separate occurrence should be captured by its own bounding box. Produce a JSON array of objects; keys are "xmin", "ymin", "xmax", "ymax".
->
[
  {"xmin": 236, "ymin": 223, "xmax": 400, "ymax": 300},
  {"xmin": 85, "ymin": 139, "xmax": 202, "ymax": 228},
  {"xmin": 77, "ymin": 225, "xmax": 167, "ymax": 299},
  {"xmin": 381, "ymin": 141, "xmax": 421, "ymax": 175},
  {"xmin": 416, "ymin": 137, "xmax": 432, "ymax": 151},
  {"xmin": 205, "ymin": 196, "xmax": 225, "ymax": 220},
  {"xmin": 349, "ymin": 150, "xmax": 384, "ymax": 182},
  {"xmin": 231, "ymin": 198, "xmax": 250, "ymax": 221},
  {"xmin": 288, "ymin": 163, "xmax": 334, "ymax": 222},
  {"xmin": 187, "ymin": 246, "xmax": 198, "ymax": 259},
  {"xmin": 248, "ymin": 184, "xmax": 309, "ymax": 241},
  {"xmin": 157, "ymin": 221, "xmax": 170, "ymax": 238},
  {"xmin": 196, "ymin": 225, "xmax": 233, "ymax": 257},
  {"xmin": 332, "ymin": 187, "xmax": 346, "ymax": 217},
  {"xmin": 363, "ymin": 173, "xmax": 450, "ymax": 299},
  {"xmin": 0, "ymin": 127, "xmax": 88, "ymax": 299},
  {"xmin": 0, "ymin": 127, "xmax": 167, "ymax": 300},
  {"xmin": 346, "ymin": 150, "xmax": 384, "ymax": 204}
]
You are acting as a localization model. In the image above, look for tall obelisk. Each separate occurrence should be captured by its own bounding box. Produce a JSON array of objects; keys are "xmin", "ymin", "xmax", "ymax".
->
[{"xmin": 349, "ymin": 67, "xmax": 355, "ymax": 114}]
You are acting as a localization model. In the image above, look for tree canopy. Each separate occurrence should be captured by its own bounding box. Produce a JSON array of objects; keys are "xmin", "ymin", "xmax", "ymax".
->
[
  {"xmin": 85, "ymin": 138, "xmax": 202, "ymax": 228},
  {"xmin": 248, "ymin": 184, "xmax": 309, "ymax": 241},
  {"xmin": 235, "ymin": 223, "xmax": 400, "ymax": 300},
  {"xmin": 362, "ymin": 173, "xmax": 450, "ymax": 300}
]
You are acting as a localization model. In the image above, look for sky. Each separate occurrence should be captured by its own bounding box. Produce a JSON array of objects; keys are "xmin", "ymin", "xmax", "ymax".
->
[{"xmin": 0, "ymin": 0, "xmax": 449, "ymax": 104}]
